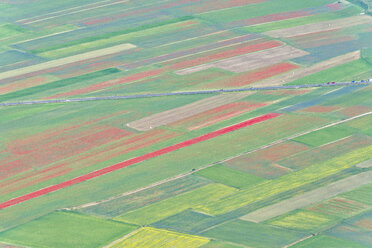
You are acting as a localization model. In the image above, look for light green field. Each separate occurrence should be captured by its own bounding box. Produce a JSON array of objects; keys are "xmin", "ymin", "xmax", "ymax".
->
[
  {"xmin": 291, "ymin": 126, "xmax": 354, "ymax": 147},
  {"xmin": 115, "ymin": 183, "xmax": 237, "ymax": 225},
  {"xmin": 32, "ymin": 16, "xmax": 195, "ymax": 58},
  {"xmin": 108, "ymin": 227, "xmax": 209, "ymax": 248},
  {"xmin": 341, "ymin": 183, "xmax": 372, "ymax": 205},
  {"xmin": 268, "ymin": 209, "xmax": 338, "ymax": 232},
  {"xmin": 0, "ymin": 24, "xmax": 26, "ymax": 39},
  {"xmin": 243, "ymin": 6, "xmax": 362, "ymax": 33},
  {"xmin": 198, "ymin": 0, "xmax": 335, "ymax": 23},
  {"xmin": 200, "ymin": 240, "xmax": 242, "ymax": 248},
  {"xmin": 345, "ymin": 114, "xmax": 372, "ymax": 136},
  {"xmin": 201, "ymin": 219, "xmax": 304, "ymax": 248},
  {"xmin": 287, "ymin": 60, "xmax": 372, "ymax": 85},
  {"xmin": 195, "ymin": 144, "xmax": 372, "ymax": 215},
  {"xmin": 0, "ymin": 211, "xmax": 138, "ymax": 248},
  {"xmin": 80, "ymin": 175, "xmax": 210, "ymax": 218},
  {"xmin": 194, "ymin": 164, "xmax": 266, "ymax": 189},
  {"xmin": 292, "ymin": 235, "xmax": 369, "ymax": 248}
]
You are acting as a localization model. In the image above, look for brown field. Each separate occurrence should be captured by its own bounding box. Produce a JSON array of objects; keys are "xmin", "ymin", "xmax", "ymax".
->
[
  {"xmin": 300, "ymin": 105, "xmax": 341, "ymax": 113},
  {"xmin": 339, "ymin": 105, "xmax": 372, "ymax": 117},
  {"xmin": 126, "ymin": 93, "xmax": 252, "ymax": 131},
  {"xmin": 175, "ymin": 45, "xmax": 308, "ymax": 74}
]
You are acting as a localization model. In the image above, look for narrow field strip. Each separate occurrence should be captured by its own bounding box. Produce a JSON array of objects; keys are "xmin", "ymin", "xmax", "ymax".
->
[
  {"xmin": 0, "ymin": 113, "xmax": 280, "ymax": 210},
  {"xmin": 0, "ymin": 81, "xmax": 369, "ymax": 107},
  {"xmin": 0, "ymin": 43, "xmax": 136, "ymax": 81}
]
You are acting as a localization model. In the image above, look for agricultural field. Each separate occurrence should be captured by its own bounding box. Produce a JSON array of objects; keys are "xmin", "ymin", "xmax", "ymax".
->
[{"xmin": 1, "ymin": 0, "xmax": 372, "ymax": 247}]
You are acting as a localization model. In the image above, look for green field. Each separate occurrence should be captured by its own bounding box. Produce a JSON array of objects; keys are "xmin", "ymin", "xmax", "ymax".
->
[
  {"xmin": 0, "ymin": 24, "xmax": 26, "ymax": 39},
  {"xmin": 201, "ymin": 219, "xmax": 304, "ymax": 248},
  {"xmin": 194, "ymin": 164, "xmax": 266, "ymax": 189},
  {"xmin": 0, "ymin": 68, "xmax": 120, "ymax": 102},
  {"xmin": 292, "ymin": 126, "xmax": 354, "ymax": 147},
  {"xmin": 268, "ymin": 209, "xmax": 339, "ymax": 232},
  {"xmin": 108, "ymin": 227, "xmax": 209, "ymax": 248},
  {"xmin": 31, "ymin": 16, "xmax": 194, "ymax": 57},
  {"xmin": 80, "ymin": 175, "xmax": 210, "ymax": 218},
  {"xmin": 200, "ymin": 241, "xmax": 242, "ymax": 248},
  {"xmin": 287, "ymin": 60, "xmax": 372, "ymax": 85},
  {"xmin": 0, "ymin": 211, "xmax": 138, "ymax": 248},
  {"xmin": 243, "ymin": 6, "xmax": 362, "ymax": 33},
  {"xmin": 341, "ymin": 183, "xmax": 372, "ymax": 205},
  {"xmin": 292, "ymin": 235, "xmax": 369, "ymax": 248},
  {"xmin": 198, "ymin": 0, "xmax": 335, "ymax": 23},
  {"xmin": 115, "ymin": 184, "xmax": 237, "ymax": 225}
]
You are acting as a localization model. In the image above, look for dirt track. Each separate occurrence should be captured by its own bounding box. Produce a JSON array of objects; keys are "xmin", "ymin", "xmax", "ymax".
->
[
  {"xmin": 175, "ymin": 45, "xmax": 308, "ymax": 74},
  {"xmin": 240, "ymin": 171, "xmax": 372, "ymax": 223},
  {"xmin": 264, "ymin": 15, "xmax": 372, "ymax": 38},
  {"xmin": 251, "ymin": 50, "xmax": 361, "ymax": 86},
  {"xmin": 126, "ymin": 93, "xmax": 252, "ymax": 131}
]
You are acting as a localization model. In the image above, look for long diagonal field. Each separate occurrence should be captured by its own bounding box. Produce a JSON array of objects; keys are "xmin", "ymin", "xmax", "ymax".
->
[{"xmin": 0, "ymin": 113, "xmax": 280, "ymax": 210}]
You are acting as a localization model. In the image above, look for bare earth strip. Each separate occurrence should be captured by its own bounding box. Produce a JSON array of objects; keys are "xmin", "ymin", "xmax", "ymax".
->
[
  {"xmin": 240, "ymin": 171, "xmax": 372, "ymax": 223},
  {"xmin": 252, "ymin": 50, "xmax": 361, "ymax": 86},
  {"xmin": 175, "ymin": 45, "xmax": 308, "ymax": 75},
  {"xmin": 264, "ymin": 16, "xmax": 372, "ymax": 38},
  {"xmin": 356, "ymin": 158, "xmax": 372, "ymax": 168},
  {"xmin": 0, "ymin": 43, "xmax": 136, "ymax": 81},
  {"xmin": 126, "ymin": 93, "xmax": 252, "ymax": 131}
]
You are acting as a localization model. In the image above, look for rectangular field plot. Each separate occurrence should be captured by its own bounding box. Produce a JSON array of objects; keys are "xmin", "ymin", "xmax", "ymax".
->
[
  {"xmin": 243, "ymin": 6, "xmax": 363, "ymax": 33},
  {"xmin": 194, "ymin": 164, "xmax": 266, "ymax": 189},
  {"xmin": 268, "ymin": 209, "xmax": 339, "ymax": 232},
  {"xmin": 341, "ymin": 182, "xmax": 372, "ymax": 205},
  {"xmin": 307, "ymin": 197, "xmax": 369, "ymax": 218},
  {"xmin": 108, "ymin": 227, "xmax": 209, "ymax": 248},
  {"xmin": 126, "ymin": 93, "xmax": 249, "ymax": 131},
  {"xmin": 279, "ymin": 134, "xmax": 372, "ymax": 170},
  {"xmin": 151, "ymin": 209, "xmax": 215, "ymax": 234},
  {"xmin": 292, "ymin": 235, "xmax": 369, "ymax": 248},
  {"xmin": 199, "ymin": 240, "xmax": 241, "ymax": 248},
  {"xmin": 115, "ymin": 184, "xmax": 237, "ymax": 225},
  {"xmin": 0, "ymin": 68, "xmax": 120, "ymax": 102},
  {"xmin": 225, "ymin": 141, "xmax": 308, "ymax": 178},
  {"xmin": 201, "ymin": 219, "xmax": 305, "ymax": 248},
  {"xmin": 287, "ymin": 59, "xmax": 372, "ymax": 85},
  {"xmin": 0, "ymin": 24, "xmax": 25, "ymax": 39},
  {"xmin": 79, "ymin": 175, "xmax": 210, "ymax": 218},
  {"xmin": 197, "ymin": 0, "xmax": 336, "ymax": 23},
  {"xmin": 344, "ymin": 114, "xmax": 372, "ymax": 136},
  {"xmin": 0, "ymin": 211, "xmax": 138, "ymax": 248},
  {"xmin": 291, "ymin": 126, "xmax": 354, "ymax": 147}
]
